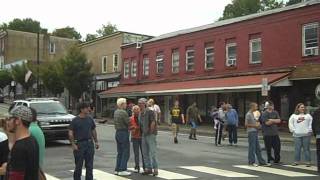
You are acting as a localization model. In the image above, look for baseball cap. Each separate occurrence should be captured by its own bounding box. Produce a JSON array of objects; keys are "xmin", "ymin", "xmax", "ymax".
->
[{"xmin": 9, "ymin": 106, "xmax": 33, "ymax": 122}]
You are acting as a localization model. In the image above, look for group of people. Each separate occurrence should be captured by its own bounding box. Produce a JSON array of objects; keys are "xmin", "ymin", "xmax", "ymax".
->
[{"xmin": 0, "ymin": 105, "xmax": 46, "ymax": 180}]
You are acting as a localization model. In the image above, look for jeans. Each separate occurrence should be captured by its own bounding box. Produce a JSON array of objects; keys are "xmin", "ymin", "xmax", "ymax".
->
[
  {"xmin": 228, "ymin": 125, "xmax": 238, "ymax": 144},
  {"xmin": 73, "ymin": 141, "xmax": 95, "ymax": 180},
  {"xmin": 316, "ymin": 138, "xmax": 320, "ymax": 172},
  {"xmin": 115, "ymin": 130, "xmax": 130, "ymax": 172},
  {"xmin": 132, "ymin": 138, "xmax": 145, "ymax": 169},
  {"xmin": 215, "ymin": 124, "xmax": 224, "ymax": 145},
  {"xmin": 248, "ymin": 131, "xmax": 266, "ymax": 165},
  {"xmin": 142, "ymin": 134, "xmax": 158, "ymax": 169},
  {"xmin": 294, "ymin": 136, "xmax": 311, "ymax": 162},
  {"xmin": 263, "ymin": 135, "xmax": 281, "ymax": 163}
]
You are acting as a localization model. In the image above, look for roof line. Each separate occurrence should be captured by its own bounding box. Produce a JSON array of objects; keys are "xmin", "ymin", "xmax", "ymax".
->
[{"xmin": 2, "ymin": 29, "xmax": 78, "ymax": 41}]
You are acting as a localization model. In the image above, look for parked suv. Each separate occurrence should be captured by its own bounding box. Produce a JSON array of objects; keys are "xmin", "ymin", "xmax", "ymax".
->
[{"xmin": 10, "ymin": 98, "xmax": 75, "ymax": 141}]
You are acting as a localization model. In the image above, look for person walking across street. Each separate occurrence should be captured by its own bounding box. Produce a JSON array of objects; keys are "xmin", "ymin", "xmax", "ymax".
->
[
  {"xmin": 138, "ymin": 98, "xmax": 159, "ymax": 176},
  {"xmin": 226, "ymin": 104, "xmax": 239, "ymax": 146},
  {"xmin": 6, "ymin": 106, "xmax": 40, "ymax": 180},
  {"xmin": 245, "ymin": 102, "xmax": 270, "ymax": 167},
  {"xmin": 261, "ymin": 102, "xmax": 282, "ymax": 164},
  {"xmin": 312, "ymin": 101, "xmax": 320, "ymax": 173},
  {"xmin": 129, "ymin": 105, "xmax": 145, "ymax": 173},
  {"xmin": 147, "ymin": 99, "xmax": 161, "ymax": 125},
  {"xmin": 186, "ymin": 102, "xmax": 202, "ymax": 140},
  {"xmin": 289, "ymin": 103, "xmax": 313, "ymax": 166},
  {"xmin": 69, "ymin": 103, "xmax": 99, "ymax": 180},
  {"xmin": 170, "ymin": 100, "xmax": 185, "ymax": 144},
  {"xmin": 211, "ymin": 106, "xmax": 223, "ymax": 146},
  {"xmin": 113, "ymin": 98, "xmax": 131, "ymax": 176}
]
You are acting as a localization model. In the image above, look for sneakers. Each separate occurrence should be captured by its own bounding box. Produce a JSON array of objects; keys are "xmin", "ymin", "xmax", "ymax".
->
[
  {"xmin": 249, "ymin": 163, "xmax": 259, "ymax": 167},
  {"xmin": 292, "ymin": 162, "xmax": 299, "ymax": 166},
  {"xmin": 260, "ymin": 163, "xmax": 272, "ymax": 167},
  {"xmin": 118, "ymin": 171, "xmax": 131, "ymax": 176},
  {"xmin": 114, "ymin": 171, "xmax": 118, "ymax": 175}
]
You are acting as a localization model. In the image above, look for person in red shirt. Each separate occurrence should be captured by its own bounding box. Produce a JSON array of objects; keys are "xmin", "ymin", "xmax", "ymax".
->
[{"xmin": 129, "ymin": 105, "xmax": 145, "ymax": 173}]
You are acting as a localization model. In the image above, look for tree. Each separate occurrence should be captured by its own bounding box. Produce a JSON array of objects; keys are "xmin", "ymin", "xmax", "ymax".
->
[
  {"xmin": 39, "ymin": 62, "xmax": 64, "ymax": 96},
  {"xmin": 0, "ymin": 70, "xmax": 13, "ymax": 89},
  {"xmin": 52, "ymin": 26, "xmax": 82, "ymax": 40},
  {"xmin": 286, "ymin": 0, "xmax": 302, "ymax": 6},
  {"xmin": 0, "ymin": 23, "xmax": 7, "ymax": 31},
  {"xmin": 96, "ymin": 22, "xmax": 118, "ymax": 37},
  {"xmin": 220, "ymin": 0, "xmax": 284, "ymax": 20},
  {"xmin": 4, "ymin": 18, "xmax": 47, "ymax": 33},
  {"xmin": 11, "ymin": 63, "xmax": 34, "ymax": 92},
  {"xmin": 59, "ymin": 46, "xmax": 93, "ymax": 99},
  {"xmin": 85, "ymin": 34, "xmax": 98, "ymax": 42}
]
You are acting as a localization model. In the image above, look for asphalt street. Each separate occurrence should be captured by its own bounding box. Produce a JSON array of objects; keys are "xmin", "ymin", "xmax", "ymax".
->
[{"xmin": 0, "ymin": 104, "xmax": 319, "ymax": 180}]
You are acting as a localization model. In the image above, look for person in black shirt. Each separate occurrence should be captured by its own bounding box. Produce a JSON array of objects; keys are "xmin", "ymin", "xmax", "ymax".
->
[
  {"xmin": 170, "ymin": 100, "xmax": 185, "ymax": 144},
  {"xmin": 0, "ymin": 116, "xmax": 9, "ymax": 180},
  {"xmin": 6, "ymin": 106, "xmax": 39, "ymax": 180},
  {"xmin": 69, "ymin": 103, "xmax": 99, "ymax": 180}
]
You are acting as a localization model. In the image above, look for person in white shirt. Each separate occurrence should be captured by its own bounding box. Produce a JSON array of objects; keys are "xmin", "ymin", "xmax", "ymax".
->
[
  {"xmin": 288, "ymin": 103, "xmax": 313, "ymax": 167},
  {"xmin": 147, "ymin": 99, "xmax": 161, "ymax": 125}
]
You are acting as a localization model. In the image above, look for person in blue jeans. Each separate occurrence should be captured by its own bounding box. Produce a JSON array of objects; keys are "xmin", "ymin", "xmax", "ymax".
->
[
  {"xmin": 114, "ymin": 98, "xmax": 131, "ymax": 176},
  {"xmin": 69, "ymin": 103, "xmax": 99, "ymax": 180},
  {"xmin": 245, "ymin": 102, "xmax": 270, "ymax": 167},
  {"xmin": 226, "ymin": 104, "xmax": 238, "ymax": 146}
]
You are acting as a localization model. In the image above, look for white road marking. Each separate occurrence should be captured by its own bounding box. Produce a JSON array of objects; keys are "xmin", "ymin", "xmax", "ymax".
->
[
  {"xmin": 45, "ymin": 174, "xmax": 61, "ymax": 180},
  {"xmin": 71, "ymin": 169, "xmax": 131, "ymax": 180},
  {"xmin": 180, "ymin": 166, "xmax": 257, "ymax": 178},
  {"xmin": 128, "ymin": 168, "xmax": 196, "ymax": 179},
  {"xmin": 283, "ymin": 165, "xmax": 318, "ymax": 172},
  {"xmin": 234, "ymin": 165, "xmax": 317, "ymax": 177}
]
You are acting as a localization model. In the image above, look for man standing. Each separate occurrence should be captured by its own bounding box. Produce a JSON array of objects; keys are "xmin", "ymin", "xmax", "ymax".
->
[
  {"xmin": 138, "ymin": 98, "xmax": 159, "ymax": 176},
  {"xmin": 170, "ymin": 100, "xmax": 185, "ymax": 144},
  {"xmin": 261, "ymin": 102, "xmax": 282, "ymax": 164},
  {"xmin": 245, "ymin": 103, "xmax": 270, "ymax": 167},
  {"xmin": 6, "ymin": 106, "xmax": 39, "ymax": 180},
  {"xmin": 312, "ymin": 101, "xmax": 320, "ymax": 173},
  {"xmin": 186, "ymin": 102, "xmax": 202, "ymax": 140},
  {"xmin": 69, "ymin": 103, "xmax": 99, "ymax": 180},
  {"xmin": 226, "ymin": 104, "xmax": 238, "ymax": 146}
]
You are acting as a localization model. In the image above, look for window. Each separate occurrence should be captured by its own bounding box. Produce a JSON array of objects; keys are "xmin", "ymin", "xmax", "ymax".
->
[
  {"xmin": 49, "ymin": 42, "xmax": 55, "ymax": 54},
  {"xmin": 226, "ymin": 43, "xmax": 237, "ymax": 67},
  {"xmin": 156, "ymin": 52, "xmax": 164, "ymax": 74},
  {"xmin": 250, "ymin": 38, "xmax": 262, "ymax": 64},
  {"xmin": 113, "ymin": 54, "xmax": 119, "ymax": 72},
  {"xmin": 205, "ymin": 47, "xmax": 214, "ymax": 69},
  {"xmin": 186, "ymin": 49, "xmax": 195, "ymax": 71},
  {"xmin": 143, "ymin": 56, "xmax": 149, "ymax": 76},
  {"xmin": 303, "ymin": 23, "xmax": 319, "ymax": 56},
  {"xmin": 172, "ymin": 49, "xmax": 179, "ymax": 73},
  {"xmin": 0, "ymin": 56, "xmax": 4, "ymax": 70},
  {"xmin": 101, "ymin": 56, "xmax": 107, "ymax": 73},
  {"xmin": 131, "ymin": 61, "xmax": 137, "ymax": 77},
  {"xmin": 124, "ymin": 62, "xmax": 130, "ymax": 78}
]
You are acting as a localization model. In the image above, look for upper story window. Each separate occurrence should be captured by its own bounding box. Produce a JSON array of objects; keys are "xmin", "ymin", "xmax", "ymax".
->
[
  {"xmin": 124, "ymin": 61, "xmax": 130, "ymax": 79},
  {"xmin": 205, "ymin": 45, "xmax": 214, "ymax": 69},
  {"xmin": 131, "ymin": 60, "xmax": 137, "ymax": 77},
  {"xmin": 101, "ymin": 56, "xmax": 107, "ymax": 73},
  {"xmin": 49, "ymin": 42, "xmax": 56, "ymax": 54},
  {"xmin": 172, "ymin": 49, "xmax": 179, "ymax": 73},
  {"xmin": 303, "ymin": 22, "xmax": 319, "ymax": 56},
  {"xmin": 113, "ymin": 54, "xmax": 119, "ymax": 72},
  {"xmin": 250, "ymin": 38, "xmax": 262, "ymax": 64},
  {"xmin": 226, "ymin": 42, "xmax": 237, "ymax": 67},
  {"xmin": 156, "ymin": 52, "xmax": 164, "ymax": 74},
  {"xmin": 186, "ymin": 47, "xmax": 195, "ymax": 71},
  {"xmin": 143, "ymin": 55, "xmax": 149, "ymax": 76}
]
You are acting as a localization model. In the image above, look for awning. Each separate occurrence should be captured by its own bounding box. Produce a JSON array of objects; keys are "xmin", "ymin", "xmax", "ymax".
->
[
  {"xmin": 95, "ymin": 73, "xmax": 121, "ymax": 81},
  {"xmin": 99, "ymin": 73, "xmax": 289, "ymax": 98},
  {"xmin": 290, "ymin": 64, "xmax": 320, "ymax": 80}
]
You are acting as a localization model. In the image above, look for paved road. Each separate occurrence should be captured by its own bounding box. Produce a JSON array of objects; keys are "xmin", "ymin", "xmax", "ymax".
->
[{"xmin": 1, "ymin": 103, "xmax": 319, "ymax": 180}]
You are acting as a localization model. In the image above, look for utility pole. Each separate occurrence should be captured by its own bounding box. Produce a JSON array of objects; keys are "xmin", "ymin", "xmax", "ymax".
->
[{"xmin": 37, "ymin": 31, "xmax": 40, "ymax": 97}]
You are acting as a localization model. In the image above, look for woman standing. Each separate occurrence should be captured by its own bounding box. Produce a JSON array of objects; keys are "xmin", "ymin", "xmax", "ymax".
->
[{"xmin": 289, "ymin": 103, "xmax": 313, "ymax": 166}]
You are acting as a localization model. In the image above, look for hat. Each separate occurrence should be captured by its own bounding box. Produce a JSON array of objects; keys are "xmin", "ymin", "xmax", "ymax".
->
[
  {"xmin": 138, "ymin": 98, "xmax": 147, "ymax": 104},
  {"xmin": 10, "ymin": 106, "xmax": 33, "ymax": 122}
]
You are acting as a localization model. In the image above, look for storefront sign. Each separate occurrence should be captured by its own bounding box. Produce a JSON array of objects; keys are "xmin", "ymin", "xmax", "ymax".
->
[
  {"xmin": 261, "ymin": 78, "xmax": 268, "ymax": 96},
  {"xmin": 316, "ymin": 83, "xmax": 320, "ymax": 100}
]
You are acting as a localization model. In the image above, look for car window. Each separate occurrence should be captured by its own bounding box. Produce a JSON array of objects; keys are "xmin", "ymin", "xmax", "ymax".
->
[
  {"xmin": 22, "ymin": 103, "xmax": 28, "ymax": 107},
  {"xmin": 16, "ymin": 102, "xmax": 22, "ymax": 106},
  {"xmin": 30, "ymin": 102, "xmax": 67, "ymax": 115}
]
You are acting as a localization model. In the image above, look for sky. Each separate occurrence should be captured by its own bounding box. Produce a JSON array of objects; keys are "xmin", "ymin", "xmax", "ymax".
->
[{"xmin": 0, "ymin": 0, "xmax": 233, "ymax": 38}]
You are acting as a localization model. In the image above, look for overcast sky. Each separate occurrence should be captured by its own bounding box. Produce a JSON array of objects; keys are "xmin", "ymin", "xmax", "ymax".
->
[{"xmin": 0, "ymin": 0, "xmax": 233, "ymax": 38}]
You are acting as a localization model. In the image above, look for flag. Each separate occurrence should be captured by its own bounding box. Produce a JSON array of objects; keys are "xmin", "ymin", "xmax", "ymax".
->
[{"xmin": 25, "ymin": 70, "xmax": 32, "ymax": 83}]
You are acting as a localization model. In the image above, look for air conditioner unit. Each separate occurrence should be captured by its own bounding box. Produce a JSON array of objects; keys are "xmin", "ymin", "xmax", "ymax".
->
[
  {"xmin": 227, "ymin": 58, "xmax": 236, "ymax": 67},
  {"xmin": 136, "ymin": 42, "xmax": 142, "ymax": 49},
  {"xmin": 305, "ymin": 47, "xmax": 319, "ymax": 56}
]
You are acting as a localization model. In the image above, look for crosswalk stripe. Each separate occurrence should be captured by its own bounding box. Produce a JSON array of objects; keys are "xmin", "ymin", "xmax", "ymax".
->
[
  {"xmin": 234, "ymin": 165, "xmax": 317, "ymax": 177},
  {"xmin": 180, "ymin": 166, "xmax": 258, "ymax": 178},
  {"xmin": 128, "ymin": 168, "xmax": 196, "ymax": 179},
  {"xmin": 45, "ymin": 174, "xmax": 60, "ymax": 180},
  {"xmin": 283, "ymin": 165, "xmax": 318, "ymax": 172},
  {"xmin": 71, "ymin": 169, "xmax": 131, "ymax": 180}
]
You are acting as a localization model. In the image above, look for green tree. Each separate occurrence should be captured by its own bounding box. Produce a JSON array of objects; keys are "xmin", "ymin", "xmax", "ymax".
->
[
  {"xmin": 0, "ymin": 70, "xmax": 13, "ymax": 89},
  {"xmin": 85, "ymin": 33, "xmax": 98, "ymax": 42},
  {"xmin": 39, "ymin": 62, "xmax": 64, "ymax": 96},
  {"xmin": 0, "ymin": 23, "xmax": 8, "ymax": 31},
  {"xmin": 5, "ymin": 18, "xmax": 47, "ymax": 33},
  {"xmin": 11, "ymin": 63, "xmax": 34, "ymax": 92},
  {"xmin": 60, "ymin": 46, "xmax": 93, "ymax": 99},
  {"xmin": 261, "ymin": 0, "xmax": 283, "ymax": 11},
  {"xmin": 96, "ymin": 22, "xmax": 118, "ymax": 37},
  {"xmin": 52, "ymin": 26, "xmax": 82, "ymax": 40},
  {"xmin": 286, "ymin": 0, "xmax": 302, "ymax": 6}
]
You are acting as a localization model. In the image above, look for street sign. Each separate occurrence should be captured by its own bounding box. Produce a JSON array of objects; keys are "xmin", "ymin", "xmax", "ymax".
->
[{"xmin": 261, "ymin": 78, "xmax": 268, "ymax": 96}]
